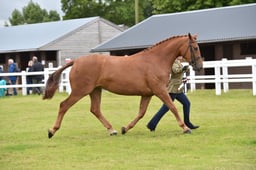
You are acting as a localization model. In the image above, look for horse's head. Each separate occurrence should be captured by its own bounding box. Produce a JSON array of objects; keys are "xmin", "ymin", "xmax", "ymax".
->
[{"xmin": 182, "ymin": 33, "xmax": 203, "ymax": 71}]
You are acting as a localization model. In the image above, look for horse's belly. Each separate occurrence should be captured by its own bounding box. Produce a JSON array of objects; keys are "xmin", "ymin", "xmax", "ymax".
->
[{"xmin": 101, "ymin": 81, "xmax": 152, "ymax": 96}]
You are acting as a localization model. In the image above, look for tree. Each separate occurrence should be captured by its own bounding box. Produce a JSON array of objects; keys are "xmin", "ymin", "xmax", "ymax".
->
[
  {"xmin": 43, "ymin": 10, "xmax": 61, "ymax": 22},
  {"xmin": 61, "ymin": 0, "xmax": 152, "ymax": 26},
  {"xmin": 61, "ymin": 0, "xmax": 105, "ymax": 20},
  {"xmin": 48, "ymin": 10, "xmax": 61, "ymax": 21},
  {"xmin": 22, "ymin": 1, "xmax": 45, "ymax": 24},
  {"xmin": 60, "ymin": 0, "xmax": 254, "ymax": 26},
  {"xmin": 103, "ymin": 0, "xmax": 136, "ymax": 26},
  {"xmin": 9, "ymin": 1, "xmax": 60, "ymax": 26},
  {"xmin": 151, "ymin": 0, "xmax": 256, "ymax": 14},
  {"xmin": 9, "ymin": 9, "xmax": 25, "ymax": 26}
]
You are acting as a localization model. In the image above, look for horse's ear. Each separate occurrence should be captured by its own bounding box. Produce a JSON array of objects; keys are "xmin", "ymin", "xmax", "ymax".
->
[
  {"xmin": 188, "ymin": 33, "xmax": 192, "ymax": 40},
  {"xmin": 188, "ymin": 33, "xmax": 197, "ymax": 41},
  {"xmin": 194, "ymin": 34, "xmax": 198, "ymax": 40}
]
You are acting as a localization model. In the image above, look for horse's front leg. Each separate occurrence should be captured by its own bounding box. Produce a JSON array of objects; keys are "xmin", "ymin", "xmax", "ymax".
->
[
  {"xmin": 89, "ymin": 88, "xmax": 117, "ymax": 136},
  {"xmin": 48, "ymin": 94, "xmax": 82, "ymax": 138},
  {"xmin": 157, "ymin": 92, "xmax": 191, "ymax": 133},
  {"xmin": 121, "ymin": 96, "xmax": 152, "ymax": 134}
]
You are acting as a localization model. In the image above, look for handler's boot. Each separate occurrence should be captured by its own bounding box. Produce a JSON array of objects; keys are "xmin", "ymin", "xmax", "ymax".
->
[{"xmin": 184, "ymin": 113, "xmax": 199, "ymax": 129}]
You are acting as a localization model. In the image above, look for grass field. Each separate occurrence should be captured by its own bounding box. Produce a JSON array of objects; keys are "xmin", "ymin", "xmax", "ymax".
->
[{"xmin": 0, "ymin": 90, "xmax": 255, "ymax": 170}]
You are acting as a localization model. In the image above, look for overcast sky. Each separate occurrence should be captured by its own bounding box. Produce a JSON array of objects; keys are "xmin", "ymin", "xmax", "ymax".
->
[{"xmin": 0, "ymin": 0, "xmax": 63, "ymax": 21}]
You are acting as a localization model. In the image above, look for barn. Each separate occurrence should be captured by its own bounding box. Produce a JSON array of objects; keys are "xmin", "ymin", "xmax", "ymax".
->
[
  {"xmin": 92, "ymin": 3, "xmax": 256, "ymax": 89},
  {"xmin": 0, "ymin": 17, "xmax": 124, "ymax": 71}
]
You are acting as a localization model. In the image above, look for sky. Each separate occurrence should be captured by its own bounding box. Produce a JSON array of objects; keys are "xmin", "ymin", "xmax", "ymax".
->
[{"xmin": 0, "ymin": 0, "xmax": 63, "ymax": 25}]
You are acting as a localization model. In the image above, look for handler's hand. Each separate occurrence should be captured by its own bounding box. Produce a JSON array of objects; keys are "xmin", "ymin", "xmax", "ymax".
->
[{"xmin": 182, "ymin": 65, "xmax": 189, "ymax": 72}]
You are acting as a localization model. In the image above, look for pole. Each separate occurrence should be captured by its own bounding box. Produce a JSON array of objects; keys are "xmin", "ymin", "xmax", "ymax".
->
[{"xmin": 135, "ymin": 0, "xmax": 139, "ymax": 24}]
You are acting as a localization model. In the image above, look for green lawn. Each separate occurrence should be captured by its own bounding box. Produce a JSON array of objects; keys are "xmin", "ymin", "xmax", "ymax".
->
[{"xmin": 0, "ymin": 90, "xmax": 255, "ymax": 170}]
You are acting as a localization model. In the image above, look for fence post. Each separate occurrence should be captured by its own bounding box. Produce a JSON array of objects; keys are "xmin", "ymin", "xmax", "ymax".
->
[
  {"xmin": 222, "ymin": 58, "xmax": 229, "ymax": 93},
  {"xmin": 189, "ymin": 66, "xmax": 196, "ymax": 92},
  {"xmin": 66, "ymin": 67, "xmax": 71, "ymax": 94},
  {"xmin": 44, "ymin": 68, "xmax": 49, "ymax": 86},
  {"xmin": 59, "ymin": 71, "xmax": 64, "ymax": 93},
  {"xmin": 21, "ymin": 71, "xmax": 27, "ymax": 96},
  {"xmin": 252, "ymin": 61, "xmax": 256, "ymax": 96},
  {"xmin": 215, "ymin": 65, "xmax": 221, "ymax": 95}
]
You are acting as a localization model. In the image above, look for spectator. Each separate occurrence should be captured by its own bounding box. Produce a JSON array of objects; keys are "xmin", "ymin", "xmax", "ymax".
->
[
  {"xmin": 31, "ymin": 56, "xmax": 44, "ymax": 95},
  {"xmin": 8, "ymin": 59, "xmax": 18, "ymax": 96},
  {"xmin": 26, "ymin": 60, "xmax": 33, "ymax": 95},
  {"xmin": 0, "ymin": 67, "xmax": 7, "ymax": 97},
  {"xmin": 0, "ymin": 66, "xmax": 3, "ymax": 80}
]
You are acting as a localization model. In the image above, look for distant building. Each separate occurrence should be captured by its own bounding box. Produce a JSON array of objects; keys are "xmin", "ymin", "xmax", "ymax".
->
[
  {"xmin": 92, "ymin": 4, "xmax": 256, "ymax": 89},
  {"xmin": 0, "ymin": 17, "xmax": 124, "ymax": 71}
]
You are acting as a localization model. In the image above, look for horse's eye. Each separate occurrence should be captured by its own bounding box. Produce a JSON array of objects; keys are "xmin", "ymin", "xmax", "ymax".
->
[{"xmin": 194, "ymin": 47, "xmax": 198, "ymax": 51}]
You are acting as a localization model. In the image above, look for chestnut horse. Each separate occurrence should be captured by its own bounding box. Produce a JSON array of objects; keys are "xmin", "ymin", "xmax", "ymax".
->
[{"xmin": 43, "ymin": 33, "xmax": 203, "ymax": 138}]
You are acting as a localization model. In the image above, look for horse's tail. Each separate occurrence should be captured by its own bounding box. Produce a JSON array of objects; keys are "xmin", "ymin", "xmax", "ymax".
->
[{"xmin": 43, "ymin": 61, "xmax": 74, "ymax": 100}]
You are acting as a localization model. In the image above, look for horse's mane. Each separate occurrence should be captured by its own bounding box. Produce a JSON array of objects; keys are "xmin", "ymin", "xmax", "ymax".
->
[{"xmin": 142, "ymin": 34, "xmax": 188, "ymax": 53}]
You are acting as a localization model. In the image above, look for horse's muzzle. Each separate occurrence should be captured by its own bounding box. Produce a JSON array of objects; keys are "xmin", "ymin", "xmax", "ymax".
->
[
  {"xmin": 193, "ymin": 65, "xmax": 203, "ymax": 71},
  {"xmin": 191, "ymin": 56, "xmax": 203, "ymax": 71}
]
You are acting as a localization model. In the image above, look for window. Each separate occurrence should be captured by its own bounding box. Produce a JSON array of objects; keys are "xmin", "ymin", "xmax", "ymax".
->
[
  {"xmin": 0, "ymin": 55, "xmax": 5, "ymax": 64},
  {"xmin": 45, "ymin": 51, "xmax": 57, "ymax": 61},
  {"xmin": 223, "ymin": 44, "xmax": 233, "ymax": 60},
  {"xmin": 240, "ymin": 41, "xmax": 256, "ymax": 55}
]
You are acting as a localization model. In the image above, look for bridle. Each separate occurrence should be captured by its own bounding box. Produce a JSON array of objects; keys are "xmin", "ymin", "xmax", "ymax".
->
[{"xmin": 183, "ymin": 39, "xmax": 201, "ymax": 68}]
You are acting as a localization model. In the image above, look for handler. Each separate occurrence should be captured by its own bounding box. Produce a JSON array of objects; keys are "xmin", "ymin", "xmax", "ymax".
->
[{"xmin": 147, "ymin": 56, "xmax": 199, "ymax": 131}]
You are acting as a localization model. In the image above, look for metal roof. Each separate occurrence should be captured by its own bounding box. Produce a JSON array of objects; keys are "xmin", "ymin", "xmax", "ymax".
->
[
  {"xmin": 0, "ymin": 17, "xmax": 100, "ymax": 53},
  {"xmin": 91, "ymin": 3, "xmax": 256, "ymax": 52}
]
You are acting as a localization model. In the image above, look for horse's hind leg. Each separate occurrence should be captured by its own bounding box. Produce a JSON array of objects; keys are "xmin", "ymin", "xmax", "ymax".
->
[
  {"xmin": 89, "ymin": 88, "xmax": 117, "ymax": 135},
  {"xmin": 121, "ymin": 96, "xmax": 152, "ymax": 134},
  {"xmin": 157, "ymin": 92, "xmax": 191, "ymax": 133},
  {"xmin": 48, "ymin": 93, "xmax": 83, "ymax": 138}
]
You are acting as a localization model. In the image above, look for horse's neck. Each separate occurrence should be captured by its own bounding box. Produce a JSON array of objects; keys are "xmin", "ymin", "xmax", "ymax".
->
[{"xmin": 141, "ymin": 38, "xmax": 185, "ymax": 69}]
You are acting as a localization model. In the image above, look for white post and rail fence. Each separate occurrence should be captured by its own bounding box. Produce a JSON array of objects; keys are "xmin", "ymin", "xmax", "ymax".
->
[
  {"xmin": 189, "ymin": 57, "xmax": 256, "ymax": 95},
  {"xmin": 0, "ymin": 58, "xmax": 255, "ymax": 96},
  {"xmin": 0, "ymin": 67, "xmax": 71, "ymax": 96}
]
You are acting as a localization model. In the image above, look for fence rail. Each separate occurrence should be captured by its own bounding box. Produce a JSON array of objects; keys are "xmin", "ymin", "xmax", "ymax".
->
[
  {"xmin": 188, "ymin": 57, "xmax": 256, "ymax": 95},
  {"xmin": 0, "ymin": 58, "xmax": 256, "ymax": 96}
]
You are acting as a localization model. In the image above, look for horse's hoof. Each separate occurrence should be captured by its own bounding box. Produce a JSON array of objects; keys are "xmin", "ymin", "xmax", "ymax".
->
[
  {"xmin": 121, "ymin": 127, "xmax": 126, "ymax": 135},
  {"xmin": 48, "ymin": 129, "xmax": 54, "ymax": 139},
  {"xmin": 110, "ymin": 130, "xmax": 118, "ymax": 136},
  {"xmin": 183, "ymin": 129, "xmax": 192, "ymax": 134}
]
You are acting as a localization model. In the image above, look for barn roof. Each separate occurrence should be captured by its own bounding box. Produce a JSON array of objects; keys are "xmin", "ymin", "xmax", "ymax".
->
[
  {"xmin": 91, "ymin": 3, "xmax": 256, "ymax": 52},
  {"xmin": 0, "ymin": 17, "xmax": 113, "ymax": 53}
]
